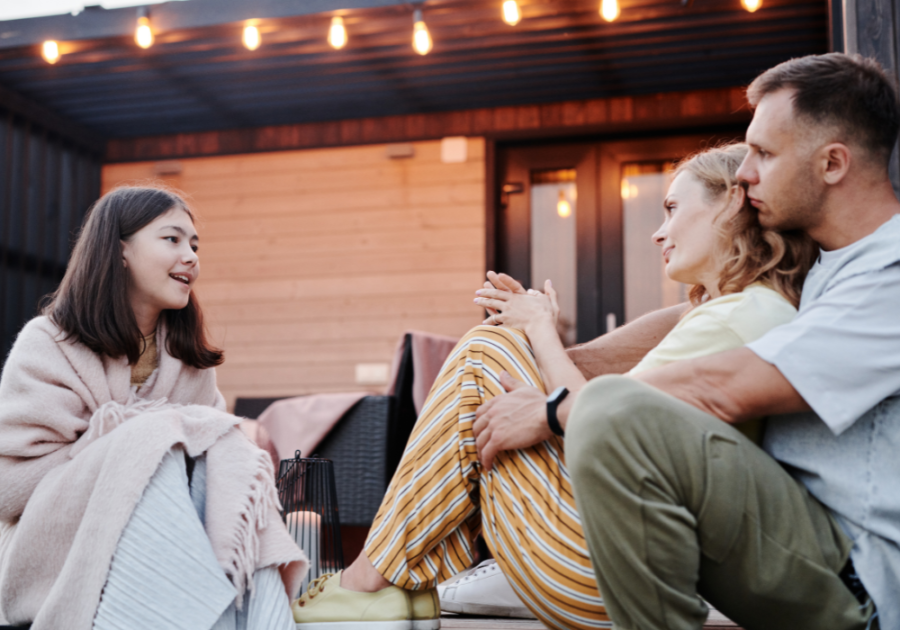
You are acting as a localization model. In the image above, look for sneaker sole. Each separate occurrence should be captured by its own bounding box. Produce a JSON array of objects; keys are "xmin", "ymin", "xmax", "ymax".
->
[
  {"xmin": 411, "ymin": 620, "xmax": 441, "ymax": 630},
  {"xmin": 440, "ymin": 600, "xmax": 536, "ymax": 619},
  {"xmin": 296, "ymin": 622, "xmax": 411, "ymax": 630}
]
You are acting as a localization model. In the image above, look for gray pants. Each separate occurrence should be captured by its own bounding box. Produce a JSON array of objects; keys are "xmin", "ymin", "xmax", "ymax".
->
[
  {"xmin": 93, "ymin": 450, "xmax": 294, "ymax": 630},
  {"xmin": 566, "ymin": 375, "xmax": 876, "ymax": 630}
]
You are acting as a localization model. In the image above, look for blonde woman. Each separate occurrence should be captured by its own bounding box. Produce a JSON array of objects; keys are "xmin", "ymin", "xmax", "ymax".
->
[{"xmin": 291, "ymin": 142, "xmax": 817, "ymax": 630}]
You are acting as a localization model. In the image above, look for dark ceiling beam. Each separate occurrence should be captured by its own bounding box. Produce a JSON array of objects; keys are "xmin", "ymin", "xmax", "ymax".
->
[
  {"xmin": 0, "ymin": 81, "xmax": 105, "ymax": 152},
  {"xmin": 0, "ymin": 0, "xmax": 405, "ymax": 50}
]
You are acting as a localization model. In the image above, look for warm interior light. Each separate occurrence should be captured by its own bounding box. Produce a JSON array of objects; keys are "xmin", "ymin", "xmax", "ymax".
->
[
  {"xmin": 741, "ymin": 0, "xmax": 762, "ymax": 12},
  {"xmin": 243, "ymin": 25, "xmax": 261, "ymax": 51},
  {"xmin": 412, "ymin": 10, "xmax": 432, "ymax": 55},
  {"xmin": 328, "ymin": 16, "xmax": 348, "ymax": 49},
  {"xmin": 621, "ymin": 179, "xmax": 639, "ymax": 199},
  {"xmin": 42, "ymin": 40, "xmax": 60, "ymax": 64},
  {"xmin": 557, "ymin": 190, "xmax": 572, "ymax": 218},
  {"xmin": 135, "ymin": 16, "xmax": 154, "ymax": 49},
  {"xmin": 502, "ymin": 1, "xmax": 521, "ymax": 26},
  {"xmin": 600, "ymin": 0, "xmax": 620, "ymax": 22}
]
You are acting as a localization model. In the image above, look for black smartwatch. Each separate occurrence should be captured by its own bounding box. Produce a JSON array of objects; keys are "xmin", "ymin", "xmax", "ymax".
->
[{"xmin": 546, "ymin": 386, "xmax": 569, "ymax": 437}]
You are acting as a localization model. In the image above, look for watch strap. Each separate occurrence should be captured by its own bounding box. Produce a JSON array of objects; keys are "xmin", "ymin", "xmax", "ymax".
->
[{"xmin": 546, "ymin": 386, "xmax": 569, "ymax": 437}]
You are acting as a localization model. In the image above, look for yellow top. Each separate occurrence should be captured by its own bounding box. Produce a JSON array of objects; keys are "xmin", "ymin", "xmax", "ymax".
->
[
  {"xmin": 627, "ymin": 283, "xmax": 797, "ymax": 445},
  {"xmin": 628, "ymin": 283, "xmax": 797, "ymax": 375},
  {"xmin": 130, "ymin": 332, "xmax": 158, "ymax": 388}
]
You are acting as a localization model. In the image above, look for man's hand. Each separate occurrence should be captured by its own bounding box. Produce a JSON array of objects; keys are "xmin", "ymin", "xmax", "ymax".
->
[{"xmin": 473, "ymin": 371, "xmax": 552, "ymax": 471}]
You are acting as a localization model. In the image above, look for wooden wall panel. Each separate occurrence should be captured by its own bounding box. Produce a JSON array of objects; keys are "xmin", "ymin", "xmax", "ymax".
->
[{"xmin": 102, "ymin": 138, "xmax": 485, "ymax": 409}]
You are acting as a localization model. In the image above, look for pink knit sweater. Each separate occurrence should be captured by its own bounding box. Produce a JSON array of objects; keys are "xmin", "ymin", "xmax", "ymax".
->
[{"xmin": 0, "ymin": 317, "xmax": 307, "ymax": 628}]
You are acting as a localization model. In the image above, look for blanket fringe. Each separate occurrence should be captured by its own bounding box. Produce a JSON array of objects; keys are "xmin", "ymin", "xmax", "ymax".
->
[{"xmin": 226, "ymin": 444, "xmax": 282, "ymax": 608}]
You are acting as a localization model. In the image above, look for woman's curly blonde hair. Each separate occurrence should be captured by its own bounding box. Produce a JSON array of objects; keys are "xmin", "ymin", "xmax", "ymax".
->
[{"xmin": 674, "ymin": 142, "xmax": 818, "ymax": 308}]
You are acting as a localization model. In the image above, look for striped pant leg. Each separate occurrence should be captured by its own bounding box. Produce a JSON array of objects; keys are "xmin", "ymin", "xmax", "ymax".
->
[{"xmin": 364, "ymin": 325, "xmax": 609, "ymax": 629}]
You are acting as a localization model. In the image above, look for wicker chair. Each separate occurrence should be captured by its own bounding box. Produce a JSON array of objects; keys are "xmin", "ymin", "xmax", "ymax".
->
[{"xmin": 234, "ymin": 333, "xmax": 419, "ymax": 527}]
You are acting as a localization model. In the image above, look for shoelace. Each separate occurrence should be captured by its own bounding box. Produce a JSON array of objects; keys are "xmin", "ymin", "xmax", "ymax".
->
[
  {"xmin": 458, "ymin": 560, "xmax": 499, "ymax": 584},
  {"xmin": 298, "ymin": 573, "xmax": 334, "ymax": 605}
]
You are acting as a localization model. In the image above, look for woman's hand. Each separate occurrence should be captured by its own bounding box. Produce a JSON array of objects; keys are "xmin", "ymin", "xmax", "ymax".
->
[{"xmin": 475, "ymin": 273, "xmax": 560, "ymax": 334}]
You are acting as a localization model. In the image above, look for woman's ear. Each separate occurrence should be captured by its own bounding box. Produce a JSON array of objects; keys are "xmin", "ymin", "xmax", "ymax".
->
[{"xmin": 722, "ymin": 185, "xmax": 745, "ymax": 220}]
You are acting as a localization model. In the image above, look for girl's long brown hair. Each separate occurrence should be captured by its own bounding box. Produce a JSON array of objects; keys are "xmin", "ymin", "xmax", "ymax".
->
[
  {"xmin": 675, "ymin": 143, "xmax": 818, "ymax": 308},
  {"xmin": 44, "ymin": 185, "xmax": 223, "ymax": 369}
]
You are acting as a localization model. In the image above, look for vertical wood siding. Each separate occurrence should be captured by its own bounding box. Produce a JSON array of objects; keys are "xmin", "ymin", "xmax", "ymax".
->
[{"xmin": 102, "ymin": 139, "xmax": 485, "ymax": 409}]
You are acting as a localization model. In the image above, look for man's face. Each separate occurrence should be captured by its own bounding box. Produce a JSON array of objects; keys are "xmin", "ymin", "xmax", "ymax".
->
[{"xmin": 736, "ymin": 89, "xmax": 826, "ymax": 232}]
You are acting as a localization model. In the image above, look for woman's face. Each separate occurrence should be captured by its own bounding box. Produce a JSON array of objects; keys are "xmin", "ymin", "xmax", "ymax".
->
[
  {"xmin": 653, "ymin": 171, "xmax": 735, "ymax": 294},
  {"xmin": 121, "ymin": 207, "xmax": 199, "ymax": 321}
]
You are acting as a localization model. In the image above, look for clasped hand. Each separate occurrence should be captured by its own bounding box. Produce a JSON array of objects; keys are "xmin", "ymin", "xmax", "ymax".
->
[
  {"xmin": 473, "ymin": 271, "xmax": 559, "ymax": 333},
  {"xmin": 471, "ymin": 271, "xmax": 561, "ymax": 471}
]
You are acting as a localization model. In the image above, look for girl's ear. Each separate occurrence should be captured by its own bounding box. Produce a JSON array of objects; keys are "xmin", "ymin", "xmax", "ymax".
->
[{"xmin": 722, "ymin": 185, "xmax": 745, "ymax": 221}]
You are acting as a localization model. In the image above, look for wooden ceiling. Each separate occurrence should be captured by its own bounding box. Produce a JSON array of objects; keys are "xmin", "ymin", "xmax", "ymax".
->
[{"xmin": 0, "ymin": 0, "xmax": 828, "ymax": 138}]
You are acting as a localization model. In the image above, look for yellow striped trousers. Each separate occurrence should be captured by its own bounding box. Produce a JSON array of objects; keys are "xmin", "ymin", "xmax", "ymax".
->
[{"xmin": 365, "ymin": 326, "xmax": 610, "ymax": 629}]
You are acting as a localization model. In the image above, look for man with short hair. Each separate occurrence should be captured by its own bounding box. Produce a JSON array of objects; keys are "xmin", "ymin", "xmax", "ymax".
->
[{"xmin": 554, "ymin": 53, "xmax": 900, "ymax": 629}]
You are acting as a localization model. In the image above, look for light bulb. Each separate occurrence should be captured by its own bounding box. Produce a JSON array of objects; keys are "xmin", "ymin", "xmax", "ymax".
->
[
  {"xmin": 135, "ymin": 16, "xmax": 154, "ymax": 49},
  {"xmin": 741, "ymin": 0, "xmax": 762, "ymax": 12},
  {"xmin": 621, "ymin": 179, "xmax": 631, "ymax": 199},
  {"xmin": 557, "ymin": 190, "xmax": 572, "ymax": 218},
  {"xmin": 328, "ymin": 16, "xmax": 347, "ymax": 49},
  {"xmin": 243, "ymin": 25, "xmax": 261, "ymax": 51},
  {"xmin": 502, "ymin": 1, "xmax": 521, "ymax": 26},
  {"xmin": 412, "ymin": 10, "xmax": 432, "ymax": 55},
  {"xmin": 601, "ymin": 0, "xmax": 620, "ymax": 22},
  {"xmin": 42, "ymin": 40, "xmax": 60, "ymax": 64}
]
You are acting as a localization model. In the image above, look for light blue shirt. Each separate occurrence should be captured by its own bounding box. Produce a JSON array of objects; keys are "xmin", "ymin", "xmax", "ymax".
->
[{"xmin": 749, "ymin": 214, "xmax": 900, "ymax": 629}]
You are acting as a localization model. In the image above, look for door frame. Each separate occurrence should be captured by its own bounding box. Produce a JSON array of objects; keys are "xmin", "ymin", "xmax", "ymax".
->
[{"xmin": 491, "ymin": 131, "xmax": 742, "ymax": 343}]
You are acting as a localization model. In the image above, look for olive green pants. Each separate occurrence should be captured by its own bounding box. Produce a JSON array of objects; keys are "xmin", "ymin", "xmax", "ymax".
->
[{"xmin": 566, "ymin": 375, "xmax": 876, "ymax": 630}]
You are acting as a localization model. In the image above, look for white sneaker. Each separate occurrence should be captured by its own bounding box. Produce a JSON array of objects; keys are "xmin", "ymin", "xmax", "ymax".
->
[{"xmin": 437, "ymin": 560, "xmax": 537, "ymax": 619}]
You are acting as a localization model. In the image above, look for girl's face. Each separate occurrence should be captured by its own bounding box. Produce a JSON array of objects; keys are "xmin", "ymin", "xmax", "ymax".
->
[
  {"xmin": 121, "ymin": 207, "xmax": 199, "ymax": 320},
  {"xmin": 653, "ymin": 171, "xmax": 739, "ymax": 296}
]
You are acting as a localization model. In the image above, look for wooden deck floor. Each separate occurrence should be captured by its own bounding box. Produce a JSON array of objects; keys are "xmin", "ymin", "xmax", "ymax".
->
[{"xmin": 440, "ymin": 610, "xmax": 742, "ymax": 629}]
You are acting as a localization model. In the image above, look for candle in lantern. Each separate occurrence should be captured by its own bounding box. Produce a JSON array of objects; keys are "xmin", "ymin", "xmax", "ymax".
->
[{"xmin": 286, "ymin": 511, "xmax": 321, "ymax": 592}]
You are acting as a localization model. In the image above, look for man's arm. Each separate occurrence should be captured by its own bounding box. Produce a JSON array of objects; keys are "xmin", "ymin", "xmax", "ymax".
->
[
  {"xmin": 567, "ymin": 304, "xmax": 689, "ymax": 378},
  {"xmin": 632, "ymin": 347, "xmax": 810, "ymax": 422}
]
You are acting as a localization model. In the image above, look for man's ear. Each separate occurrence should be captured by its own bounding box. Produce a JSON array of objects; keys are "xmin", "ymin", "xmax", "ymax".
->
[{"xmin": 821, "ymin": 142, "xmax": 851, "ymax": 186}]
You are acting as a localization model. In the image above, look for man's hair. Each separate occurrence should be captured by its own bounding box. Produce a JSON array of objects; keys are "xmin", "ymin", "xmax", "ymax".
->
[
  {"xmin": 43, "ymin": 185, "xmax": 224, "ymax": 369},
  {"xmin": 747, "ymin": 53, "xmax": 900, "ymax": 166},
  {"xmin": 674, "ymin": 142, "xmax": 818, "ymax": 309}
]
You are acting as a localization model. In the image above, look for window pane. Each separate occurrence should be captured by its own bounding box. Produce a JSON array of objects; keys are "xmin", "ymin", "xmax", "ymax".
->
[
  {"xmin": 622, "ymin": 162, "xmax": 687, "ymax": 323},
  {"xmin": 531, "ymin": 169, "xmax": 577, "ymax": 346}
]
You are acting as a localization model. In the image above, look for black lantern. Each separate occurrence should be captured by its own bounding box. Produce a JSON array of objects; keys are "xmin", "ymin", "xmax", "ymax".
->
[{"xmin": 277, "ymin": 451, "xmax": 345, "ymax": 594}]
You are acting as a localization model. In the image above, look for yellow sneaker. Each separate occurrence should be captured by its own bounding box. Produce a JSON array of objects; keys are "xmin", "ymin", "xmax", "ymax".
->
[
  {"xmin": 409, "ymin": 588, "xmax": 441, "ymax": 630},
  {"xmin": 292, "ymin": 572, "xmax": 412, "ymax": 629}
]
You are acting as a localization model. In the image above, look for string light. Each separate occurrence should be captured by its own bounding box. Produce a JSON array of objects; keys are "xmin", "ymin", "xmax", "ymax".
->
[
  {"xmin": 412, "ymin": 9, "xmax": 432, "ymax": 56},
  {"xmin": 600, "ymin": 0, "xmax": 620, "ymax": 22},
  {"xmin": 556, "ymin": 190, "xmax": 572, "ymax": 218},
  {"xmin": 135, "ymin": 9, "xmax": 153, "ymax": 49},
  {"xmin": 243, "ymin": 24, "xmax": 261, "ymax": 50},
  {"xmin": 328, "ymin": 16, "xmax": 347, "ymax": 49},
  {"xmin": 741, "ymin": 0, "xmax": 762, "ymax": 12},
  {"xmin": 502, "ymin": 1, "xmax": 521, "ymax": 26},
  {"xmin": 42, "ymin": 40, "xmax": 60, "ymax": 64}
]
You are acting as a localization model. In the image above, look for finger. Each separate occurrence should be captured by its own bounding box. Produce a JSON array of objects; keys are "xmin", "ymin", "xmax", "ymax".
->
[
  {"xmin": 486, "ymin": 271, "xmax": 511, "ymax": 292},
  {"xmin": 545, "ymin": 280, "xmax": 560, "ymax": 308},
  {"xmin": 473, "ymin": 411, "xmax": 488, "ymax": 438},
  {"xmin": 482, "ymin": 313, "xmax": 504, "ymax": 326},
  {"xmin": 475, "ymin": 288, "xmax": 512, "ymax": 301},
  {"xmin": 474, "ymin": 297, "xmax": 508, "ymax": 311},
  {"xmin": 499, "ymin": 370, "xmax": 525, "ymax": 392},
  {"xmin": 475, "ymin": 394, "xmax": 499, "ymax": 422},
  {"xmin": 479, "ymin": 436, "xmax": 496, "ymax": 472},
  {"xmin": 496, "ymin": 273, "xmax": 526, "ymax": 294}
]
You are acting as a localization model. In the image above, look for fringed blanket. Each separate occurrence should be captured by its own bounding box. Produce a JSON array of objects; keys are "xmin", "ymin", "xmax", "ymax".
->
[{"xmin": 0, "ymin": 317, "xmax": 307, "ymax": 629}]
